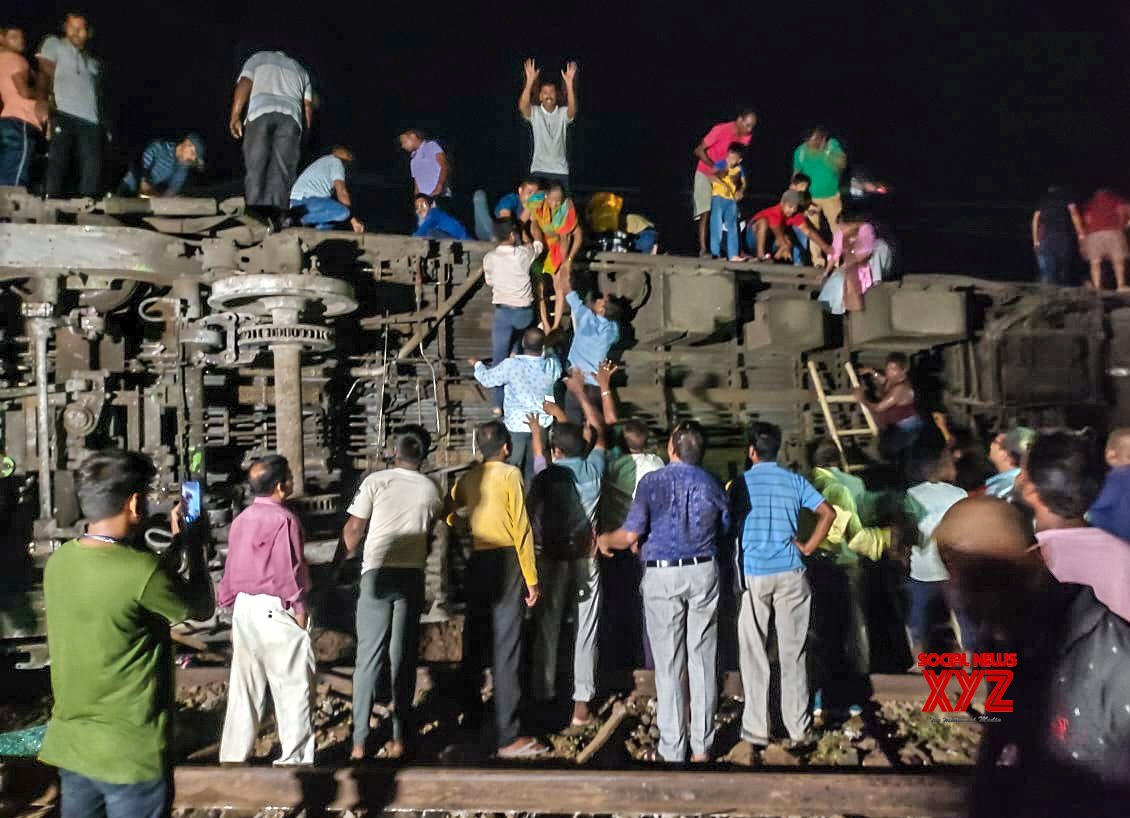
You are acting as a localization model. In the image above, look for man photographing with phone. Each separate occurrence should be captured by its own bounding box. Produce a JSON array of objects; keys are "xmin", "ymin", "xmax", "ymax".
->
[{"xmin": 39, "ymin": 449, "xmax": 214, "ymax": 818}]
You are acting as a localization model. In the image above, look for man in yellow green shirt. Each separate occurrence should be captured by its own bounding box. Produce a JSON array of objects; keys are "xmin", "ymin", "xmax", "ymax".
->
[
  {"xmin": 448, "ymin": 420, "xmax": 547, "ymax": 758},
  {"xmin": 39, "ymin": 449, "xmax": 214, "ymax": 818},
  {"xmin": 804, "ymin": 440, "xmax": 893, "ymax": 716}
]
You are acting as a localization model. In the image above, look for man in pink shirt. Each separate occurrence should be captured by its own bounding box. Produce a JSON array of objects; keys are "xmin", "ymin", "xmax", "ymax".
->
[
  {"xmin": 218, "ymin": 454, "xmax": 316, "ymax": 765},
  {"xmin": 0, "ymin": 26, "xmax": 46, "ymax": 187},
  {"xmin": 692, "ymin": 110, "xmax": 756, "ymax": 257},
  {"xmin": 1017, "ymin": 431, "xmax": 1130, "ymax": 622}
]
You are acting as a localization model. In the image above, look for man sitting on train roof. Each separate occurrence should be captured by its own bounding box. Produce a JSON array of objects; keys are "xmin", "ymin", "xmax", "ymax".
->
[
  {"xmin": 412, "ymin": 193, "xmax": 471, "ymax": 240},
  {"xmin": 288, "ymin": 145, "xmax": 364, "ymax": 233}
]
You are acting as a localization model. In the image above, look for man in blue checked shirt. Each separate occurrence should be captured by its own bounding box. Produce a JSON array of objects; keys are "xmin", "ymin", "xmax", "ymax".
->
[
  {"xmin": 470, "ymin": 326, "xmax": 560, "ymax": 483},
  {"xmin": 119, "ymin": 134, "xmax": 204, "ymax": 197},
  {"xmin": 598, "ymin": 421, "xmax": 729, "ymax": 763},
  {"xmin": 729, "ymin": 421, "xmax": 835, "ymax": 754}
]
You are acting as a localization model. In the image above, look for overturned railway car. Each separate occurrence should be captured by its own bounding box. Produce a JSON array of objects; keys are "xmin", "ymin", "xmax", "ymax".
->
[{"xmin": 1, "ymin": 190, "xmax": 1128, "ymax": 666}]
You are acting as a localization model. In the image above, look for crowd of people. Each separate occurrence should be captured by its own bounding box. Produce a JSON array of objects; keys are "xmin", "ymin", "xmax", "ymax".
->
[
  {"xmin": 38, "ymin": 334, "xmax": 1130, "ymax": 815},
  {"xmin": 0, "ymin": 14, "xmax": 903, "ymax": 316},
  {"xmin": 7, "ymin": 12, "xmax": 1130, "ymax": 818}
]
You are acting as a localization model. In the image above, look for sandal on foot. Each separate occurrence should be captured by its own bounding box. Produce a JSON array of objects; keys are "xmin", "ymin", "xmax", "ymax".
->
[{"xmin": 497, "ymin": 738, "xmax": 550, "ymax": 759}]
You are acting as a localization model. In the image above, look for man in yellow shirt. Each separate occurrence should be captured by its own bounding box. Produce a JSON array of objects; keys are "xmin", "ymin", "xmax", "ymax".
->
[{"xmin": 449, "ymin": 420, "xmax": 547, "ymax": 758}]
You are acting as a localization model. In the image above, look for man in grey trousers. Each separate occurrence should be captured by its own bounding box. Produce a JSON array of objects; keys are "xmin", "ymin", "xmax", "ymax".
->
[
  {"xmin": 342, "ymin": 426, "xmax": 443, "ymax": 759},
  {"xmin": 229, "ymin": 50, "xmax": 313, "ymax": 216},
  {"xmin": 729, "ymin": 422, "xmax": 836, "ymax": 752},
  {"xmin": 598, "ymin": 421, "xmax": 730, "ymax": 763}
]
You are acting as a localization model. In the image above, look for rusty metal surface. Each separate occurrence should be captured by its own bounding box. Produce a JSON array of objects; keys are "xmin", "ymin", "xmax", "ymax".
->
[{"xmin": 3, "ymin": 190, "xmax": 1130, "ymax": 660}]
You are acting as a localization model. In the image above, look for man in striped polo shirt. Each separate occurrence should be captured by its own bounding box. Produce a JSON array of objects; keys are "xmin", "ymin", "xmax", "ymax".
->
[
  {"xmin": 730, "ymin": 422, "xmax": 835, "ymax": 753},
  {"xmin": 119, "ymin": 134, "xmax": 204, "ymax": 197}
]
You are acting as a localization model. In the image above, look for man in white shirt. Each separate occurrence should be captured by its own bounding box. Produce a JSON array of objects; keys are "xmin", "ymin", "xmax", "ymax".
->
[
  {"xmin": 518, "ymin": 59, "xmax": 577, "ymax": 194},
  {"xmin": 341, "ymin": 426, "xmax": 443, "ymax": 760},
  {"xmin": 229, "ymin": 51, "xmax": 313, "ymax": 214},
  {"xmin": 904, "ymin": 446, "xmax": 973, "ymax": 658},
  {"xmin": 37, "ymin": 13, "xmax": 102, "ymax": 197},
  {"xmin": 483, "ymin": 218, "xmax": 545, "ymax": 414}
]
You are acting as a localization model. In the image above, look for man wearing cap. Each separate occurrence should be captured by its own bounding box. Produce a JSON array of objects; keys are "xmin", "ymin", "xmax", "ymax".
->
[
  {"xmin": 119, "ymin": 134, "xmax": 204, "ymax": 197},
  {"xmin": 985, "ymin": 426, "xmax": 1034, "ymax": 501}
]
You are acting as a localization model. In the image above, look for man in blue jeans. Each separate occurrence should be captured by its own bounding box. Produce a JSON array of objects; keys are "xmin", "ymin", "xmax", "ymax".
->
[
  {"xmin": 289, "ymin": 146, "xmax": 364, "ymax": 232},
  {"xmin": 482, "ymin": 218, "xmax": 544, "ymax": 412}
]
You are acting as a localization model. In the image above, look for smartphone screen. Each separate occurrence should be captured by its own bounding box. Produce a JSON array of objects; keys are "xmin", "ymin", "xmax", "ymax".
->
[{"xmin": 182, "ymin": 481, "xmax": 202, "ymax": 524}]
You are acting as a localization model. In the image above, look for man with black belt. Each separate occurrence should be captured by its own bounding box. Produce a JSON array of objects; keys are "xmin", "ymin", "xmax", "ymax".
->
[
  {"xmin": 229, "ymin": 50, "xmax": 313, "ymax": 219},
  {"xmin": 37, "ymin": 13, "xmax": 103, "ymax": 197},
  {"xmin": 598, "ymin": 421, "xmax": 729, "ymax": 763}
]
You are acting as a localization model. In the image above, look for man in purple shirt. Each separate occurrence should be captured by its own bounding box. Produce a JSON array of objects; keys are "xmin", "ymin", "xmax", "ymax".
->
[
  {"xmin": 598, "ymin": 421, "xmax": 730, "ymax": 763},
  {"xmin": 218, "ymin": 454, "xmax": 316, "ymax": 766},
  {"xmin": 399, "ymin": 129, "xmax": 450, "ymax": 200}
]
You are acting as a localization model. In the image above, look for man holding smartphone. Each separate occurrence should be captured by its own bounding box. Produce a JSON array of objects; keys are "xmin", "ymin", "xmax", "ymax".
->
[
  {"xmin": 217, "ymin": 454, "xmax": 315, "ymax": 766},
  {"xmin": 39, "ymin": 449, "xmax": 214, "ymax": 818}
]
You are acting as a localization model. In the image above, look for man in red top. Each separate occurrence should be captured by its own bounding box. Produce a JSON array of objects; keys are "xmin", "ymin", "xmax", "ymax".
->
[
  {"xmin": 1080, "ymin": 188, "xmax": 1130, "ymax": 291},
  {"xmin": 218, "ymin": 454, "xmax": 316, "ymax": 766},
  {"xmin": 748, "ymin": 190, "xmax": 832, "ymax": 261},
  {"xmin": 0, "ymin": 26, "xmax": 46, "ymax": 187},
  {"xmin": 692, "ymin": 110, "xmax": 756, "ymax": 256}
]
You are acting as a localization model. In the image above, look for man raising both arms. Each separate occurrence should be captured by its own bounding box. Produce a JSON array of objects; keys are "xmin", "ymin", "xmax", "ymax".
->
[{"xmin": 519, "ymin": 59, "xmax": 577, "ymax": 194}]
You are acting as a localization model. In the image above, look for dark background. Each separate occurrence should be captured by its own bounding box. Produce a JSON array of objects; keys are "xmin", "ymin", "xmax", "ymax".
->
[{"xmin": 8, "ymin": 0, "xmax": 1130, "ymax": 276}]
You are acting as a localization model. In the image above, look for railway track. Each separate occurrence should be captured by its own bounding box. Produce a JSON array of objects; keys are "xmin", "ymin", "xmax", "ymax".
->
[
  {"xmin": 1, "ymin": 667, "xmax": 983, "ymax": 817},
  {"xmin": 2, "ymin": 759, "xmax": 975, "ymax": 817}
]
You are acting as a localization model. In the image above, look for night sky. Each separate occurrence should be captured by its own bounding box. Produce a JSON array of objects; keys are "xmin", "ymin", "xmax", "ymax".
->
[{"xmin": 9, "ymin": 1, "xmax": 1130, "ymax": 269}]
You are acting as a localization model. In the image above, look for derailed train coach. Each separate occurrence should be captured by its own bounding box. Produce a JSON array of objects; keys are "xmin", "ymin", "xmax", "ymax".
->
[{"xmin": 1, "ymin": 188, "xmax": 1128, "ymax": 667}]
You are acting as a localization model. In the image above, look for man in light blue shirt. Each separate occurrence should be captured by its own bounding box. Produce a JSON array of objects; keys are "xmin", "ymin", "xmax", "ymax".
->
[
  {"xmin": 564, "ymin": 286, "xmax": 621, "ymax": 424},
  {"xmin": 470, "ymin": 326, "xmax": 560, "ymax": 481},
  {"xmin": 289, "ymin": 147, "xmax": 363, "ymax": 232},
  {"xmin": 729, "ymin": 422, "xmax": 834, "ymax": 752},
  {"xmin": 986, "ymin": 426, "xmax": 1034, "ymax": 500}
]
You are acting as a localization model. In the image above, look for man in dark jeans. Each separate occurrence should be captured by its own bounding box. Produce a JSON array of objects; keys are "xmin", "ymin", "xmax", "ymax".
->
[
  {"xmin": 229, "ymin": 50, "xmax": 313, "ymax": 217},
  {"xmin": 448, "ymin": 421, "xmax": 548, "ymax": 758},
  {"xmin": 37, "ymin": 13, "xmax": 102, "ymax": 197}
]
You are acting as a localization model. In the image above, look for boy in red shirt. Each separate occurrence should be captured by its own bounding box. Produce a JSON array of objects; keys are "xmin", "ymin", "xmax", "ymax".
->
[{"xmin": 748, "ymin": 190, "xmax": 832, "ymax": 262}]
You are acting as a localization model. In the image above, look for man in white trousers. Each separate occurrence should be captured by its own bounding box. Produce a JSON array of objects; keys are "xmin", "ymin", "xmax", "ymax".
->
[{"xmin": 218, "ymin": 454, "xmax": 315, "ymax": 765}]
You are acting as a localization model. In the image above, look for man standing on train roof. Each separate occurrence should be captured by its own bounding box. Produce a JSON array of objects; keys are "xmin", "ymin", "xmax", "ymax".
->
[
  {"xmin": 692, "ymin": 109, "xmax": 757, "ymax": 257},
  {"xmin": 519, "ymin": 59, "xmax": 578, "ymax": 194}
]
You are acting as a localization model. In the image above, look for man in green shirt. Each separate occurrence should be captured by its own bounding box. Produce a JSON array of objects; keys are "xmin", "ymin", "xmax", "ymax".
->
[
  {"xmin": 39, "ymin": 449, "xmax": 214, "ymax": 818},
  {"xmin": 792, "ymin": 127, "xmax": 846, "ymax": 263}
]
